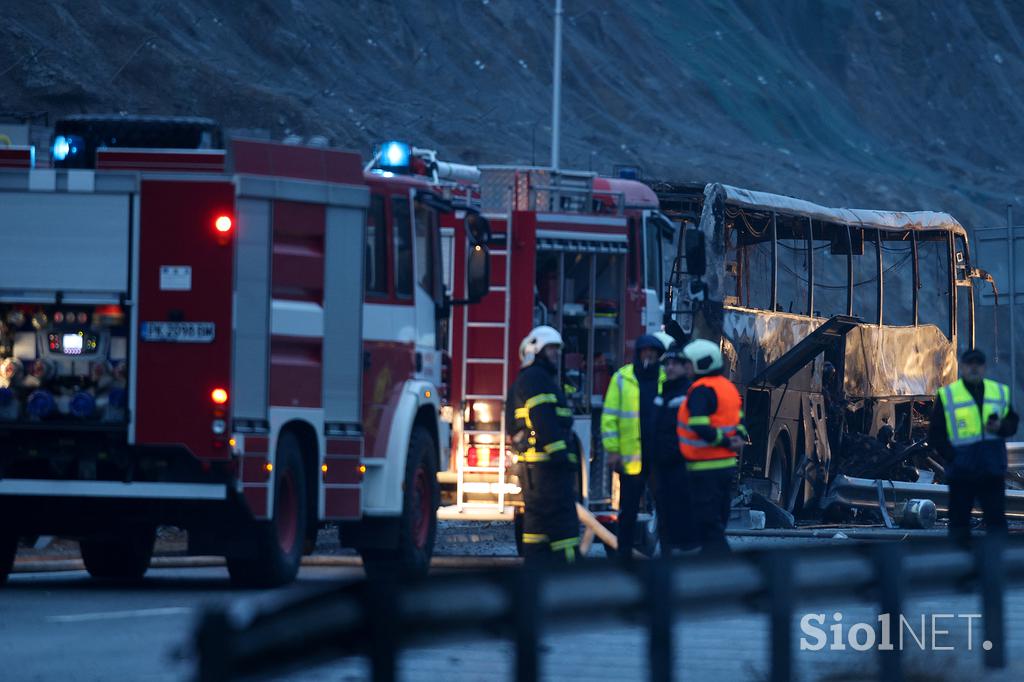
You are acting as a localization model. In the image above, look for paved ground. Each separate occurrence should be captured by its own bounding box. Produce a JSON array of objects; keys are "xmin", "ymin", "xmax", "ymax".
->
[{"xmin": 4, "ymin": 525, "xmax": 1024, "ymax": 681}]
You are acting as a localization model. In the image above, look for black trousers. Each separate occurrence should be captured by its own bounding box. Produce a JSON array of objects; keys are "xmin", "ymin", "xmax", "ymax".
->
[
  {"xmin": 616, "ymin": 470, "xmax": 650, "ymax": 561},
  {"xmin": 947, "ymin": 473, "xmax": 1007, "ymax": 546},
  {"xmin": 688, "ymin": 466, "xmax": 735, "ymax": 555},
  {"xmin": 653, "ymin": 462, "xmax": 696, "ymax": 552},
  {"xmin": 521, "ymin": 461, "xmax": 580, "ymax": 564}
]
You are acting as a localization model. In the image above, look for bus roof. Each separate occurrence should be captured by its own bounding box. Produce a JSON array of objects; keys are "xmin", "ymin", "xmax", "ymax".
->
[{"xmin": 709, "ymin": 183, "xmax": 968, "ymax": 236}]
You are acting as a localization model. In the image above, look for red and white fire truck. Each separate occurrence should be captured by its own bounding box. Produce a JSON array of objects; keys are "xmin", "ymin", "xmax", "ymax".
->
[
  {"xmin": 0, "ymin": 118, "xmax": 490, "ymax": 586},
  {"xmin": 429, "ymin": 160, "xmax": 679, "ymax": 545}
]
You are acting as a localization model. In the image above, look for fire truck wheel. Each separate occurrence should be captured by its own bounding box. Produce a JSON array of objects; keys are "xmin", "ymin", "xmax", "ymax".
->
[
  {"xmin": 361, "ymin": 426, "xmax": 438, "ymax": 578},
  {"xmin": 0, "ymin": 531, "xmax": 16, "ymax": 586},
  {"xmin": 228, "ymin": 432, "xmax": 308, "ymax": 588},
  {"xmin": 80, "ymin": 526, "xmax": 156, "ymax": 580}
]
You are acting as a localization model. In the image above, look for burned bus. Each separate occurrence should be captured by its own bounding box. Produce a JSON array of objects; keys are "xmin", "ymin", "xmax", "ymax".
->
[{"xmin": 660, "ymin": 183, "xmax": 978, "ymax": 516}]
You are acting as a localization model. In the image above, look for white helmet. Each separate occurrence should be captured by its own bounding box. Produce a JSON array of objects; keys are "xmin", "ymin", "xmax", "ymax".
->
[
  {"xmin": 519, "ymin": 325, "xmax": 563, "ymax": 366},
  {"xmin": 653, "ymin": 331, "xmax": 675, "ymax": 353},
  {"xmin": 683, "ymin": 338, "xmax": 723, "ymax": 375}
]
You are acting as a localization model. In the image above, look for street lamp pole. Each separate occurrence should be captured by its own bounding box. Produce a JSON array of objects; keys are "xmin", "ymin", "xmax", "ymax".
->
[{"xmin": 551, "ymin": 0, "xmax": 563, "ymax": 171}]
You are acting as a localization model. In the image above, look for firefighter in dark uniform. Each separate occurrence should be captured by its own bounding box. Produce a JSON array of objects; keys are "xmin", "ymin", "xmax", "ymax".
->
[
  {"xmin": 653, "ymin": 342, "xmax": 697, "ymax": 553},
  {"xmin": 676, "ymin": 339, "xmax": 746, "ymax": 554},
  {"xmin": 928, "ymin": 349, "xmax": 1019, "ymax": 547},
  {"xmin": 507, "ymin": 325, "xmax": 580, "ymax": 564}
]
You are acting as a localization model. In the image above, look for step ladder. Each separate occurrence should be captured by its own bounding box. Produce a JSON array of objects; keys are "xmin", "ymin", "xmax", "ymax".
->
[{"xmin": 454, "ymin": 226, "xmax": 514, "ymax": 517}]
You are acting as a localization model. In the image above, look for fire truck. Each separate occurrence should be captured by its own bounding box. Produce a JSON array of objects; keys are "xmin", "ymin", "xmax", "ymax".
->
[
  {"xmin": 0, "ymin": 118, "xmax": 490, "ymax": 586},
  {"xmin": 427, "ymin": 159, "xmax": 680, "ymax": 548}
]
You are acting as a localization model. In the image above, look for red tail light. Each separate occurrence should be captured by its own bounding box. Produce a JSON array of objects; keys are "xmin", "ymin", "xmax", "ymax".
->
[
  {"xmin": 211, "ymin": 388, "xmax": 229, "ymax": 405},
  {"xmin": 214, "ymin": 215, "xmax": 233, "ymax": 233}
]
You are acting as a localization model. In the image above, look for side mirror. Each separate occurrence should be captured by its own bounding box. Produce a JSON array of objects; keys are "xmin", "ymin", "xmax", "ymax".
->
[
  {"xmin": 467, "ymin": 244, "xmax": 491, "ymax": 303},
  {"xmin": 465, "ymin": 212, "xmax": 491, "ymax": 245},
  {"xmin": 684, "ymin": 229, "xmax": 706, "ymax": 277}
]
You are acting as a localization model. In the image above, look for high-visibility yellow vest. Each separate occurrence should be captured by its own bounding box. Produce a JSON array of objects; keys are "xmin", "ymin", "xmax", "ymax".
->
[
  {"xmin": 601, "ymin": 364, "xmax": 665, "ymax": 475},
  {"xmin": 939, "ymin": 378, "xmax": 1010, "ymax": 447}
]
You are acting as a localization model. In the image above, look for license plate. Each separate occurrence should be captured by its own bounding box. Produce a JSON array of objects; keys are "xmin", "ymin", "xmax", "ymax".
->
[{"xmin": 140, "ymin": 321, "xmax": 216, "ymax": 343}]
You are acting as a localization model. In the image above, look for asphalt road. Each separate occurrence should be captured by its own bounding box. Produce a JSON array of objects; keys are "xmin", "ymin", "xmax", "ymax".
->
[
  {"xmin": 0, "ymin": 565, "xmax": 365, "ymax": 682},
  {"xmin": 3, "ymin": 528, "xmax": 1019, "ymax": 682}
]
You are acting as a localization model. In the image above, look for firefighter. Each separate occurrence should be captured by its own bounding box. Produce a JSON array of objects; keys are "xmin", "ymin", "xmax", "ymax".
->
[
  {"xmin": 676, "ymin": 339, "xmax": 746, "ymax": 554},
  {"xmin": 602, "ymin": 334, "xmax": 666, "ymax": 563},
  {"xmin": 928, "ymin": 349, "xmax": 1019, "ymax": 547},
  {"xmin": 653, "ymin": 343, "xmax": 697, "ymax": 553},
  {"xmin": 507, "ymin": 325, "xmax": 580, "ymax": 564}
]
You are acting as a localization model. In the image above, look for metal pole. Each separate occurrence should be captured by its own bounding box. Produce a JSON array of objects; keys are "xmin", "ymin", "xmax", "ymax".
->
[
  {"xmin": 979, "ymin": 533, "xmax": 1006, "ymax": 669},
  {"xmin": 770, "ymin": 212, "xmax": 778, "ymax": 311},
  {"xmin": 1008, "ymin": 205, "xmax": 1016, "ymax": 402},
  {"xmin": 648, "ymin": 558, "xmax": 673, "ymax": 682},
  {"xmin": 873, "ymin": 544, "xmax": 904, "ymax": 682},
  {"xmin": 551, "ymin": 0, "xmax": 563, "ymax": 171},
  {"xmin": 765, "ymin": 552, "xmax": 793, "ymax": 682},
  {"xmin": 806, "ymin": 218, "xmax": 814, "ymax": 316}
]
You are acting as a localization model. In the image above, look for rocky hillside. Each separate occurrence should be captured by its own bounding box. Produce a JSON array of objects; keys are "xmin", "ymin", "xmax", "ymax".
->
[
  {"xmin": 3, "ymin": 1, "xmax": 1022, "ymax": 388},
  {"xmin": 3, "ymin": 0, "xmax": 1022, "ymax": 223}
]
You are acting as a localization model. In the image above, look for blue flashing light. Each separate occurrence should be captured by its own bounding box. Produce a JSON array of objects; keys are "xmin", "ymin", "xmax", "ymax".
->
[
  {"xmin": 26, "ymin": 390, "xmax": 54, "ymax": 418},
  {"xmin": 380, "ymin": 140, "xmax": 410, "ymax": 169},
  {"xmin": 51, "ymin": 135, "xmax": 83, "ymax": 163},
  {"xmin": 52, "ymin": 136, "xmax": 70, "ymax": 162},
  {"xmin": 70, "ymin": 391, "xmax": 96, "ymax": 418}
]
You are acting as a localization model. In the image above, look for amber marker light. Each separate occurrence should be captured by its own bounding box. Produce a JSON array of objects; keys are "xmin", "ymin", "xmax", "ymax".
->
[{"xmin": 211, "ymin": 388, "xmax": 229, "ymax": 405}]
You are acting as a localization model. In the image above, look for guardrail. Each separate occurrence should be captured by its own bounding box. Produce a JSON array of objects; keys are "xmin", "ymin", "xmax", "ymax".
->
[{"xmin": 194, "ymin": 535, "xmax": 1021, "ymax": 682}]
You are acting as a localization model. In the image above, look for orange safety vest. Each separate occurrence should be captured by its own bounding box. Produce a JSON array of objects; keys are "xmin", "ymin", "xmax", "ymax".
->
[{"xmin": 676, "ymin": 375, "xmax": 742, "ymax": 468}]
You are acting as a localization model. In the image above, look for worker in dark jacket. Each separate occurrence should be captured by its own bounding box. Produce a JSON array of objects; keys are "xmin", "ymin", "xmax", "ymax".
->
[
  {"xmin": 652, "ymin": 343, "xmax": 697, "ymax": 553},
  {"xmin": 676, "ymin": 339, "xmax": 746, "ymax": 555},
  {"xmin": 927, "ymin": 349, "xmax": 1018, "ymax": 547},
  {"xmin": 507, "ymin": 325, "xmax": 580, "ymax": 564}
]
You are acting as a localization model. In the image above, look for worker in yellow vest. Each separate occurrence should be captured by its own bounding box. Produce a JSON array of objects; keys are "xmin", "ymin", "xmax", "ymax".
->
[
  {"xmin": 601, "ymin": 334, "xmax": 666, "ymax": 563},
  {"xmin": 927, "ymin": 349, "xmax": 1018, "ymax": 547},
  {"xmin": 676, "ymin": 339, "xmax": 746, "ymax": 554}
]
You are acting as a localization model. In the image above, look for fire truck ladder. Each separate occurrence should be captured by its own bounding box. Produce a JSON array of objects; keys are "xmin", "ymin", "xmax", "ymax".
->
[{"xmin": 454, "ymin": 227, "xmax": 514, "ymax": 519}]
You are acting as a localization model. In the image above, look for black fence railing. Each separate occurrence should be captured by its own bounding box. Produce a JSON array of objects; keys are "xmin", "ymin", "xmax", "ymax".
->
[{"xmin": 194, "ymin": 535, "xmax": 1023, "ymax": 682}]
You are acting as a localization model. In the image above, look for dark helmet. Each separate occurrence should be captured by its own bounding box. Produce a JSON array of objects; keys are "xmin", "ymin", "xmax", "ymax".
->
[{"xmin": 634, "ymin": 334, "xmax": 665, "ymax": 354}]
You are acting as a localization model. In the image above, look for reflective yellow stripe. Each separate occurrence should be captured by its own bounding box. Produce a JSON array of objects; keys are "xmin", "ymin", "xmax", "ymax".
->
[
  {"xmin": 522, "ymin": 533, "xmax": 549, "ymax": 544},
  {"xmin": 556, "ymin": 407, "xmax": 572, "ymax": 417},
  {"xmin": 514, "ymin": 407, "xmax": 529, "ymax": 420},
  {"xmin": 688, "ymin": 416, "xmax": 711, "ymax": 426},
  {"xmin": 686, "ymin": 457, "xmax": 737, "ymax": 472},
  {"xmin": 525, "ymin": 393, "xmax": 558, "ymax": 410},
  {"xmin": 543, "ymin": 440, "xmax": 567, "ymax": 454},
  {"xmin": 551, "ymin": 536, "xmax": 579, "ymax": 563},
  {"xmin": 521, "ymin": 450, "xmax": 550, "ymax": 463}
]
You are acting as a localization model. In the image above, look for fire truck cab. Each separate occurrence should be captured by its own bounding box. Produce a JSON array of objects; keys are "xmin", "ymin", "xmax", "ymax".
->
[{"xmin": 0, "ymin": 120, "xmax": 489, "ymax": 585}]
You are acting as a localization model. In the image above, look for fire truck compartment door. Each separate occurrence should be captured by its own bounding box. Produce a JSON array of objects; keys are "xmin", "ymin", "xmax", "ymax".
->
[
  {"xmin": 0, "ymin": 192, "xmax": 130, "ymax": 296},
  {"xmin": 322, "ymin": 205, "xmax": 366, "ymax": 423}
]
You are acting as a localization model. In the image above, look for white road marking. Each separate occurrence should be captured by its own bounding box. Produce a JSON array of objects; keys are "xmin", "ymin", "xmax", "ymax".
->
[{"xmin": 47, "ymin": 606, "xmax": 193, "ymax": 623}]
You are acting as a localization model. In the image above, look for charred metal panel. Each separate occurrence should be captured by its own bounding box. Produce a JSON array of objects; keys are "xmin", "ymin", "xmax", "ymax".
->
[{"xmin": 843, "ymin": 325, "xmax": 955, "ymax": 398}]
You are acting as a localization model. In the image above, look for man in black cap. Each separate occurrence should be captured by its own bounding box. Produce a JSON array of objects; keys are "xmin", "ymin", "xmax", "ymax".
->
[{"xmin": 928, "ymin": 349, "xmax": 1019, "ymax": 546}]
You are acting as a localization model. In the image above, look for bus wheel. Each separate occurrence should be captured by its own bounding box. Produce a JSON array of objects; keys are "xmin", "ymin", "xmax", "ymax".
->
[
  {"xmin": 0, "ymin": 530, "xmax": 16, "ymax": 586},
  {"xmin": 228, "ymin": 431, "xmax": 308, "ymax": 588},
  {"xmin": 81, "ymin": 526, "xmax": 156, "ymax": 580},
  {"xmin": 362, "ymin": 426, "xmax": 438, "ymax": 578}
]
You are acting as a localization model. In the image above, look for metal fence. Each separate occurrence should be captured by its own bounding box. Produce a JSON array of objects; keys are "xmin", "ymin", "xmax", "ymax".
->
[{"xmin": 194, "ymin": 534, "xmax": 1024, "ymax": 682}]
